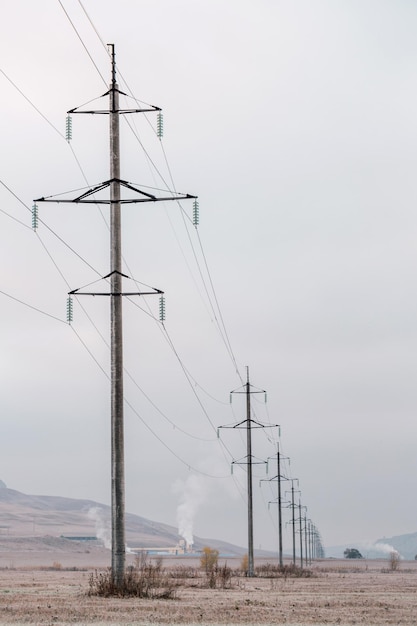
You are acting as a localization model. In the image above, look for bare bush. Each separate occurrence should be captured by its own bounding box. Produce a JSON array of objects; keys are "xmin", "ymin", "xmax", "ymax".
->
[
  {"xmin": 204, "ymin": 563, "xmax": 233, "ymax": 589},
  {"xmin": 218, "ymin": 563, "xmax": 232, "ymax": 588},
  {"xmin": 389, "ymin": 551, "xmax": 401, "ymax": 571},
  {"xmin": 169, "ymin": 565, "xmax": 199, "ymax": 579},
  {"xmin": 256, "ymin": 562, "xmax": 314, "ymax": 578},
  {"xmin": 88, "ymin": 554, "xmax": 178, "ymax": 598}
]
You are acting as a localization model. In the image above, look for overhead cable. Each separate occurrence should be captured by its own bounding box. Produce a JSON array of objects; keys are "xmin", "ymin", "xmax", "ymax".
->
[{"xmin": 57, "ymin": 0, "xmax": 107, "ymax": 86}]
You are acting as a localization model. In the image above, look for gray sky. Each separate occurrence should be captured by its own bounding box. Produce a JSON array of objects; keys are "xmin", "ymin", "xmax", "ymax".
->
[{"xmin": 1, "ymin": 0, "xmax": 417, "ymax": 554}]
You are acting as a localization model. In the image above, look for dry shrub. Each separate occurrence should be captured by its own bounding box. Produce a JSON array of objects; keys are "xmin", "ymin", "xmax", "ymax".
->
[
  {"xmin": 381, "ymin": 552, "xmax": 401, "ymax": 574},
  {"xmin": 389, "ymin": 551, "xmax": 400, "ymax": 571},
  {"xmin": 319, "ymin": 565, "xmax": 366, "ymax": 574},
  {"xmin": 88, "ymin": 554, "xmax": 177, "ymax": 598},
  {"xmin": 206, "ymin": 563, "xmax": 233, "ymax": 589},
  {"xmin": 26, "ymin": 564, "xmax": 86, "ymax": 572},
  {"xmin": 169, "ymin": 565, "xmax": 199, "ymax": 579},
  {"xmin": 218, "ymin": 563, "xmax": 232, "ymax": 588},
  {"xmin": 256, "ymin": 562, "xmax": 314, "ymax": 578},
  {"xmin": 39, "ymin": 562, "xmax": 63, "ymax": 571}
]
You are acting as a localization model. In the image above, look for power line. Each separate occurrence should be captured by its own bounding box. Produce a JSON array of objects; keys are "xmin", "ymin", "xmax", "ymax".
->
[
  {"xmin": 57, "ymin": 0, "xmax": 107, "ymax": 86},
  {"xmin": 2, "ymin": 175, "xmax": 227, "ymax": 452},
  {"xmin": 1, "ymin": 175, "xmax": 219, "ymax": 451},
  {"xmin": 158, "ymin": 137, "xmax": 243, "ymax": 379},
  {"xmin": 77, "ymin": 0, "xmax": 109, "ymax": 54},
  {"xmin": 195, "ymin": 227, "xmax": 242, "ymax": 379},
  {"xmin": 70, "ymin": 321, "xmax": 231, "ymax": 479},
  {"xmin": 0, "ymin": 177, "xmax": 103, "ymax": 278},
  {"xmin": 0, "ymin": 288, "xmax": 66, "ymax": 325},
  {"xmin": 60, "ymin": 0, "xmax": 244, "ymax": 386},
  {"xmin": 124, "ymin": 367, "xmax": 217, "ymax": 443},
  {"xmin": 0, "ymin": 69, "xmax": 65, "ymax": 140},
  {"xmin": 114, "ymin": 70, "xmax": 243, "ymax": 381}
]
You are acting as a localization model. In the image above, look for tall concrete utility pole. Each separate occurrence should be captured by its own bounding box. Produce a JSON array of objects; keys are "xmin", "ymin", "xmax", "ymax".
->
[
  {"xmin": 298, "ymin": 499, "xmax": 303, "ymax": 568},
  {"xmin": 307, "ymin": 519, "xmax": 312, "ymax": 564},
  {"xmin": 245, "ymin": 367, "xmax": 254, "ymax": 577},
  {"xmin": 109, "ymin": 44, "xmax": 125, "ymax": 586},
  {"xmin": 291, "ymin": 482, "xmax": 296, "ymax": 565},
  {"xmin": 35, "ymin": 45, "xmax": 196, "ymax": 589},
  {"xmin": 277, "ymin": 447, "xmax": 283, "ymax": 567},
  {"xmin": 303, "ymin": 508, "xmax": 308, "ymax": 566}
]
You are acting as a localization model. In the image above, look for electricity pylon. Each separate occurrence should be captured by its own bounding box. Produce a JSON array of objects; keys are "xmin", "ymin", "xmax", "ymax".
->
[
  {"xmin": 35, "ymin": 45, "xmax": 196, "ymax": 587},
  {"xmin": 305, "ymin": 519, "xmax": 324, "ymax": 562},
  {"xmin": 218, "ymin": 367, "xmax": 278, "ymax": 577},
  {"xmin": 297, "ymin": 502, "xmax": 308, "ymax": 568},
  {"xmin": 261, "ymin": 444, "xmax": 289, "ymax": 567},
  {"xmin": 294, "ymin": 499, "xmax": 307, "ymax": 568},
  {"xmin": 311, "ymin": 523, "xmax": 325, "ymax": 559},
  {"xmin": 307, "ymin": 518, "xmax": 313, "ymax": 564},
  {"xmin": 285, "ymin": 479, "xmax": 299, "ymax": 565}
]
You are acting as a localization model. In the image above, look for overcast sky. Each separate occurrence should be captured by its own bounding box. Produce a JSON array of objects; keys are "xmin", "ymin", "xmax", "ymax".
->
[{"xmin": 1, "ymin": 0, "xmax": 417, "ymax": 555}]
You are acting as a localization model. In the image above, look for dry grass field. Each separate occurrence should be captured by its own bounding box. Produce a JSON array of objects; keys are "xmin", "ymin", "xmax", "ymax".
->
[{"xmin": 1, "ymin": 546, "xmax": 417, "ymax": 625}]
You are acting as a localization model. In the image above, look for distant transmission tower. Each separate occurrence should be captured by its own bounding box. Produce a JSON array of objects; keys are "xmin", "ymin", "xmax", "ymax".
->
[
  {"xmin": 35, "ymin": 45, "xmax": 196, "ymax": 588},
  {"xmin": 285, "ymin": 478, "xmax": 299, "ymax": 565},
  {"xmin": 218, "ymin": 367, "xmax": 278, "ymax": 577},
  {"xmin": 261, "ymin": 444, "xmax": 290, "ymax": 567}
]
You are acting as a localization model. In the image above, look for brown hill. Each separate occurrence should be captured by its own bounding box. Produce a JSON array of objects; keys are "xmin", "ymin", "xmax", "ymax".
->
[{"xmin": 0, "ymin": 484, "xmax": 246, "ymax": 557}]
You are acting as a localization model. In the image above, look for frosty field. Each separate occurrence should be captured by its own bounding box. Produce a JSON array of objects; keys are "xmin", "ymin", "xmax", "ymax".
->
[{"xmin": 1, "ymin": 553, "xmax": 416, "ymax": 625}]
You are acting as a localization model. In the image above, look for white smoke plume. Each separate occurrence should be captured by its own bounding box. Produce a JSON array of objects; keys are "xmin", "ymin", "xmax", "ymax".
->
[
  {"xmin": 372, "ymin": 542, "xmax": 400, "ymax": 556},
  {"xmin": 173, "ymin": 474, "xmax": 208, "ymax": 546},
  {"xmin": 361, "ymin": 541, "xmax": 402, "ymax": 558},
  {"xmin": 88, "ymin": 507, "xmax": 111, "ymax": 549}
]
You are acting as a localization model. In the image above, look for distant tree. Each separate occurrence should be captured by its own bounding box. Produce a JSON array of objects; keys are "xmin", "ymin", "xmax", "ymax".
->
[
  {"xmin": 200, "ymin": 547, "xmax": 219, "ymax": 574},
  {"xmin": 240, "ymin": 553, "xmax": 249, "ymax": 574},
  {"xmin": 344, "ymin": 548, "xmax": 363, "ymax": 559}
]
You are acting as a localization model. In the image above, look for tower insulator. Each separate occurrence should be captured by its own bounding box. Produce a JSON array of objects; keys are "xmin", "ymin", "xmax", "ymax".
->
[
  {"xmin": 157, "ymin": 111, "xmax": 163, "ymax": 139},
  {"xmin": 66, "ymin": 296, "xmax": 73, "ymax": 324},
  {"xmin": 32, "ymin": 203, "xmax": 38, "ymax": 230},
  {"xmin": 192, "ymin": 199, "xmax": 199, "ymax": 226},
  {"xmin": 159, "ymin": 295, "xmax": 166, "ymax": 322},
  {"xmin": 65, "ymin": 115, "xmax": 72, "ymax": 142}
]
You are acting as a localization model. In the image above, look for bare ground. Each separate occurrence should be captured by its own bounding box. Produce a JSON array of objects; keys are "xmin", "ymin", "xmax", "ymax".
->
[{"xmin": 1, "ymin": 551, "xmax": 417, "ymax": 625}]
